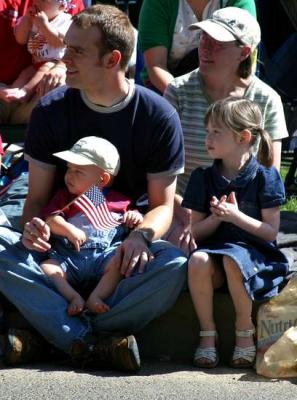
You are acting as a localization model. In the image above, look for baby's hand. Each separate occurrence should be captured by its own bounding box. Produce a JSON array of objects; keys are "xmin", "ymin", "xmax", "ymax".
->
[
  {"xmin": 67, "ymin": 226, "xmax": 87, "ymax": 251},
  {"xmin": 25, "ymin": 5, "xmax": 37, "ymax": 18},
  {"xmin": 0, "ymin": 88, "xmax": 28, "ymax": 102},
  {"xmin": 123, "ymin": 210, "xmax": 143, "ymax": 229},
  {"xmin": 33, "ymin": 10, "xmax": 48, "ymax": 27}
]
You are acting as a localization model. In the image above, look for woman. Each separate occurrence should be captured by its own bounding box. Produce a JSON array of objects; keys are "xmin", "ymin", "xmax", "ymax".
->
[
  {"xmin": 163, "ymin": 7, "xmax": 288, "ymax": 254},
  {"xmin": 138, "ymin": 0, "xmax": 256, "ymax": 93}
]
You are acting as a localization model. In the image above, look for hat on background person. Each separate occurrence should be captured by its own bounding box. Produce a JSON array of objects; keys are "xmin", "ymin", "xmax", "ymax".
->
[
  {"xmin": 189, "ymin": 7, "xmax": 261, "ymax": 51},
  {"xmin": 54, "ymin": 136, "xmax": 120, "ymax": 176}
]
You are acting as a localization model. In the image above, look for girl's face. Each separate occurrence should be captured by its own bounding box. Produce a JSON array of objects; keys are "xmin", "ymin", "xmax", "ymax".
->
[
  {"xmin": 64, "ymin": 163, "xmax": 102, "ymax": 195},
  {"xmin": 205, "ymin": 120, "xmax": 241, "ymax": 160}
]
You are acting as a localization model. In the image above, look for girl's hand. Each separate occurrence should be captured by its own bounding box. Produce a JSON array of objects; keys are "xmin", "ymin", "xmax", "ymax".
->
[
  {"xmin": 210, "ymin": 192, "xmax": 239, "ymax": 222},
  {"xmin": 67, "ymin": 227, "xmax": 87, "ymax": 252},
  {"xmin": 123, "ymin": 210, "xmax": 143, "ymax": 229},
  {"xmin": 209, "ymin": 195, "xmax": 227, "ymax": 220}
]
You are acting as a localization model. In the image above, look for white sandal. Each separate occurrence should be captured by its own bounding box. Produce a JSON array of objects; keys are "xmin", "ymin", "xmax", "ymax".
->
[
  {"xmin": 230, "ymin": 328, "xmax": 256, "ymax": 368},
  {"xmin": 193, "ymin": 330, "xmax": 219, "ymax": 368}
]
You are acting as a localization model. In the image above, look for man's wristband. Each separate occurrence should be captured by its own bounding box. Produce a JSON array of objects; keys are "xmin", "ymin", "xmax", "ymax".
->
[{"xmin": 130, "ymin": 229, "xmax": 152, "ymax": 245}]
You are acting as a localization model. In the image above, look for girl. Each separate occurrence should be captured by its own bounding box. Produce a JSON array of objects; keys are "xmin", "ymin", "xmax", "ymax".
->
[{"xmin": 182, "ymin": 98, "xmax": 288, "ymax": 369}]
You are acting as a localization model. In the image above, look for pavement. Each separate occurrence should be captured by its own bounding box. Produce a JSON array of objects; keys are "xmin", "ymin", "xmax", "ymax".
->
[{"xmin": 0, "ymin": 360, "xmax": 296, "ymax": 400}]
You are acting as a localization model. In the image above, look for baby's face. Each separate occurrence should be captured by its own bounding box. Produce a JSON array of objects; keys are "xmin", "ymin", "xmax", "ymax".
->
[
  {"xmin": 65, "ymin": 163, "xmax": 102, "ymax": 195},
  {"xmin": 33, "ymin": 0, "xmax": 62, "ymax": 17}
]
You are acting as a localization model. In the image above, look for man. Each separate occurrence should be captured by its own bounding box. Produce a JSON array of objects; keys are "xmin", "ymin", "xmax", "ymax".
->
[
  {"xmin": 0, "ymin": 4, "xmax": 187, "ymax": 372},
  {"xmin": 0, "ymin": 0, "xmax": 84, "ymax": 124}
]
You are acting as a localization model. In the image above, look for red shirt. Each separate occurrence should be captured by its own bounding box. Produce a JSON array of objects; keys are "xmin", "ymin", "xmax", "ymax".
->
[
  {"xmin": 0, "ymin": 0, "xmax": 84, "ymax": 85},
  {"xmin": 39, "ymin": 187, "xmax": 132, "ymax": 221}
]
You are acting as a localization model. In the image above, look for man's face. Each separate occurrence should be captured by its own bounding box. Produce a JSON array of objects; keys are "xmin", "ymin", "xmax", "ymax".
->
[{"xmin": 63, "ymin": 24, "xmax": 106, "ymax": 91}]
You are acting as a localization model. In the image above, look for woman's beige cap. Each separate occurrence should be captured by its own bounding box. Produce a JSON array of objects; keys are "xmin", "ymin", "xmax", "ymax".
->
[
  {"xmin": 189, "ymin": 7, "xmax": 261, "ymax": 51},
  {"xmin": 53, "ymin": 136, "xmax": 120, "ymax": 176}
]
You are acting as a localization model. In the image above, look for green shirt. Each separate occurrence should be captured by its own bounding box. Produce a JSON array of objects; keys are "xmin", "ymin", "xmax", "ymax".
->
[{"xmin": 138, "ymin": 0, "xmax": 256, "ymax": 63}]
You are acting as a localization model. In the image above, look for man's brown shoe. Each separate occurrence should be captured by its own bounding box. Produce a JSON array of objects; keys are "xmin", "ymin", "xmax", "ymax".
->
[
  {"xmin": 3, "ymin": 328, "xmax": 48, "ymax": 365},
  {"xmin": 71, "ymin": 334, "xmax": 141, "ymax": 373}
]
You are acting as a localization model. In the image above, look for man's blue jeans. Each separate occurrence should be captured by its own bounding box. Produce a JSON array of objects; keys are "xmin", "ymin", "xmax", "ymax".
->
[{"xmin": 0, "ymin": 227, "xmax": 187, "ymax": 353}]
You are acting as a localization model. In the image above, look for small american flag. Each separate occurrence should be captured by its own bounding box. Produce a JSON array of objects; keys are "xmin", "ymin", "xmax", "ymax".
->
[{"xmin": 73, "ymin": 186, "xmax": 121, "ymax": 231}]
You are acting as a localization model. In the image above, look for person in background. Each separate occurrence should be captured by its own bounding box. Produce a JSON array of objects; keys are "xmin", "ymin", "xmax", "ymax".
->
[
  {"xmin": 138, "ymin": 0, "xmax": 256, "ymax": 93},
  {"xmin": 0, "ymin": 0, "xmax": 84, "ymax": 124},
  {"xmin": 0, "ymin": 0, "xmax": 72, "ymax": 103},
  {"xmin": 164, "ymin": 7, "xmax": 288, "ymax": 255},
  {"xmin": 184, "ymin": 97, "xmax": 288, "ymax": 368}
]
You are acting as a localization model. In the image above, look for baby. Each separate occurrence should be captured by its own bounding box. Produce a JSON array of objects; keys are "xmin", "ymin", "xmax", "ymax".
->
[{"xmin": 39, "ymin": 136, "xmax": 143, "ymax": 316}]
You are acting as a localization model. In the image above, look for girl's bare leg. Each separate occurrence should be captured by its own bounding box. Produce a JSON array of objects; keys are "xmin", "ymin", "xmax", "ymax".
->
[
  {"xmin": 223, "ymin": 256, "xmax": 255, "ymax": 364},
  {"xmin": 188, "ymin": 252, "xmax": 225, "ymax": 365},
  {"xmin": 41, "ymin": 259, "xmax": 85, "ymax": 316},
  {"xmin": 86, "ymin": 258, "xmax": 123, "ymax": 314}
]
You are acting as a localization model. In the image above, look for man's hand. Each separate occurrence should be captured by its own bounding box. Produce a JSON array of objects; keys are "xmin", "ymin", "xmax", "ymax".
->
[
  {"xmin": 112, "ymin": 232, "xmax": 154, "ymax": 278},
  {"xmin": 22, "ymin": 217, "xmax": 51, "ymax": 252},
  {"xmin": 66, "ymin": 226, "xmax": 87, "ymax": 252},
  {"xmin": 36, "ymin": 64, "xmax": 66, "ymax": 96},
  {"xmin": 166, "ymin": 223, "xmax": 196, "ymax": 256}
]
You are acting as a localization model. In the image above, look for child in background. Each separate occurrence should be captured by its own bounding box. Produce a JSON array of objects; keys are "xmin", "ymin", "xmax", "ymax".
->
[
  {"xmin": 182, "ymin": 98, "xmax": 288, "ymax": 369},
  {"xmin": 39, "ymin": 136, "xmax": 143, "ymax": 316},
  {"xmin": 0, "ymin": 0, "xmax": 72, "ymax": 102}
]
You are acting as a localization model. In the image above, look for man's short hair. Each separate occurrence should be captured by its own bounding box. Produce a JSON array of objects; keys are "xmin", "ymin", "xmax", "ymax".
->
[{"xmin": 72, "ymin": 4, "xmax": 135, "ymax": 71}]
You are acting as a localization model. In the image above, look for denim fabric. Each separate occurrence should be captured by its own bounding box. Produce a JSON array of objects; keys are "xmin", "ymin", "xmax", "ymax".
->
[
  {"xmin": 0, "ymin": 227, "xmax": 187, "ymax": 353},
  {"xmin": 47, "ymin": 236, "xmax": 120, "ymax": 286},
  {"xmin": 183, "ymin": 156, "xmax": 289, "ymax": 301},
  {"xmin": 66, "ymin": 212, "xmax": 127, "ymax": 250}
]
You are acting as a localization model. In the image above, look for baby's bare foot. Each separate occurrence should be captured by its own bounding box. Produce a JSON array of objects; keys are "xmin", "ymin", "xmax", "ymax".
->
[
  {"xmin": 68, "ymin": 295, "xmax": 85, "ymax": 316},
  {"xmin": 86, "ymin": 294, "xmax": 110, "ymax": 314}
]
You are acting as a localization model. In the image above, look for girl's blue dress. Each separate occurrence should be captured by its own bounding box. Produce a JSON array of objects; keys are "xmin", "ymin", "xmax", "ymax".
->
[{"xmin": 182, "ymin": 156, "xmax": 289, "ymax": 301}]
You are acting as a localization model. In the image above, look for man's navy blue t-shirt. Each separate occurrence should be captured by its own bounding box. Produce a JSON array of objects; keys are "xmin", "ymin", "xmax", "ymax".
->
[{"xmin": 25, "ymin": 83, "xmax": 184, "ymax": 202}]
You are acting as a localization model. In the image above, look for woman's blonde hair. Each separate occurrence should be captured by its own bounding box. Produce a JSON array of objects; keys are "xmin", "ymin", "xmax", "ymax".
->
[{"xmin": 204, "ymin": 97, "xmax": 273, "ymax": 167}]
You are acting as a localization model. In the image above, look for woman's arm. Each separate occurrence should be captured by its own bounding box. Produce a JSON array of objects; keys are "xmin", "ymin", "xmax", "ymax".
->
[
  {"xmin": 143, "ymin": 46, "xmax": 174, "ymax": 93},
  {"xmin": 138, "ymin": 0, "xmax": 177, "ymax": 90},
  {"xmin": 271, "ymin": 140, "xmax": 282, "ymax": 171}
]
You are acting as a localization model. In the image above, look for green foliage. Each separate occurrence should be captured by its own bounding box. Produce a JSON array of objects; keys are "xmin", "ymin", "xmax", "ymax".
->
[{"xmin": 281, "ymin": 166, "xmax": 297, "ymax": 212}]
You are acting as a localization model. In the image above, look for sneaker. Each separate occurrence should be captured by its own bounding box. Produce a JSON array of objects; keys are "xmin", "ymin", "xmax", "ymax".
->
[
  {"xmin": 71, "ymin": 334, "xmax": 141, "ymax": 373},
  {"xmin": 3, "ymin": 328, "xmax": 49, "ymax": 366}
]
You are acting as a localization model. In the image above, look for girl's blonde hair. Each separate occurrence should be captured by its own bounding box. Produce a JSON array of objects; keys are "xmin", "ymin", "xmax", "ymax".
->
[{"xmin": 204, "ymin": 97, "xmax": 273, "ymax": 167}]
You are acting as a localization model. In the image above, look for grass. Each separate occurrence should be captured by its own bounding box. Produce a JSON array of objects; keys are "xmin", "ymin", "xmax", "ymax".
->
[{"xmin": 280, "ymin": 165, "xmax": 297, "ymax": 212}]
